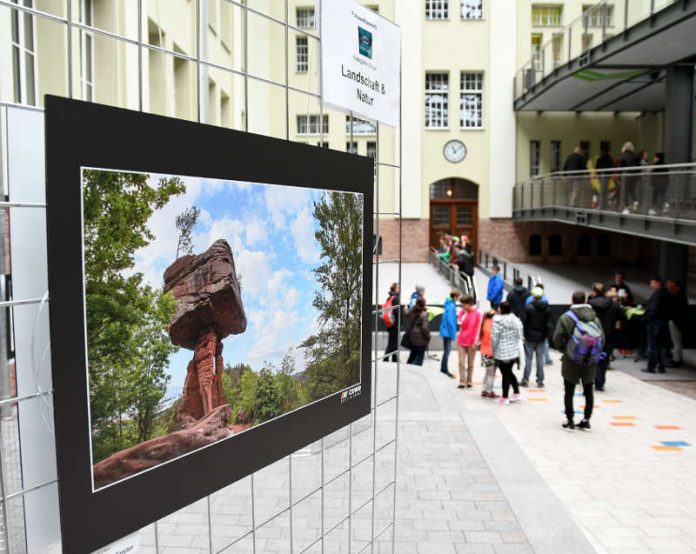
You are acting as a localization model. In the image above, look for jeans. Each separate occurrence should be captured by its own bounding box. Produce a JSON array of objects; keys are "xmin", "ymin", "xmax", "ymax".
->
[
  {"xmin": 523, "ymin": 341, "xmax": 545, "ymax": 385},
  {"xmin": 497, "ymin": 360, "xmax": 519, "ymax": 399},
  {"xmin": 407, "ymin": 345, "xmax": 426, "ymax": 366},
  {"xmin": 669, "ymin": 321, "xmax": 683, "ymax": 363},
  {"xmin": 647, "ymin": 319, "xmax": 669, "ymax": 371},
  {"xmin": 383, "ymin": 325, "xmax": 399, "ymax": 362},
  {"xmin": 564, "ymin": 380, "xmax": 594, "ymax": 422},
  {"xmin": 441, "ymin": 337, "xmax": 453, "ymax": 373},
  {"xmin": 543, "ymin": 340, "xmax": 551, "ymax": 364},
  {"xmin": 596, "ymin": 343, "xmax": 611, "ymax": 390}
]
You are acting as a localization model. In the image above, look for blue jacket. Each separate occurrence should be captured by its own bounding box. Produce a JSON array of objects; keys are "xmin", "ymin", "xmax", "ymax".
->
[
  {"xmin": 526, "ymin": 294, "xmax": 548, "ymax": 305},
  {"xmin": 487, "ymin": 274, "xmax": 504, "ymax": 304},
  {"xmin": 439, "ymin": 298, "xmax": 458, "ymax": 339}
]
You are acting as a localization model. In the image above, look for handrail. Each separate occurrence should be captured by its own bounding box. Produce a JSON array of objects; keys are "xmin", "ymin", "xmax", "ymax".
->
[
  {"xmin": 477, "ymin": 249, "xmax": 542, "ymax": 294},
  {"xmin": 428, "ymin": 248, "xmax": 477, "ymax": 302},
  {"xmin": 513, "ymin": 162, "xmax": 696, "ymax": 218},
  {"xmin": 515, "ymin": 0, "xmax": 678, "ymax": 100}
]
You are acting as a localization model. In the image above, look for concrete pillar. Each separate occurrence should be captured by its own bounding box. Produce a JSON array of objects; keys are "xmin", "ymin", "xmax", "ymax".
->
[
  {"xmin": 664, "ymin": 65, "xmax": 694, "ymax": 164},
  {"xmin": 659, "ymin": 241, "xmax": 689, "ymax": 292}
]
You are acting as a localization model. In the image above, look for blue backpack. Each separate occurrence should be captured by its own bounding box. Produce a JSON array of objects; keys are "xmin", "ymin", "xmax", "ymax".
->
[{"xmin": 565, "ymin": 311, "xmax": 605, "ymax": 366}]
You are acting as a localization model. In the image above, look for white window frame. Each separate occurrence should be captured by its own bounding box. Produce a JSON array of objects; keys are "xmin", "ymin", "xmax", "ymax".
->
[
  {"xmin": 80, "ymin": 0, "xmax": 95, "ymax": 101},
  {"xmin": 550, "ymin": 140, "xmax": 562, "ymax": 173},
  {"xmin": 582, "ymin": 4, "xmax": 614, "ymax": 27},
  {"xmin": 531, "ymin": 5, "xmax": 563, "ymax": 27},
  {"xmin": 461, "ymin": 0, "xmax": 483, "ymax": 20},
  {"xmin": 460, "ymin": 72, "xmax": 483, "ymax": 129},
  {"xmin": 425, "ymin": 72, "xmax": 449, "ymax": 129},
  {"xmin": 296, "ymin": 35, "xmax": 308, "ymax": 73},
  {"xmin": 296, "ymin": 7, "xmax": 315, "ymax": 29},
  {"xmin": 530, "ymin": 140, "xmax": 541, "ymax": 177},
  {"xmin": 297, "ymin": 114, "xmax": 329, "ymax": 135},
  {"xmin": 10, "ymin": 0, "xmax": 38, "ymax": 106},
  {"xmin": 366, "ymin": 141, "xmax": 377, "ymax": 159},
  {"xmin": 346, "ymin": 116, "xmax": 377, "ymax": 135},
  {"xmin": 426, "ymin": 0, "xmax": 449, "ymax": 20}
]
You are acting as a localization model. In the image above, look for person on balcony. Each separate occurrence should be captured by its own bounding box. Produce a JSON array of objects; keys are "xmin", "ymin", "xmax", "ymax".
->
[
  {"xmin": 563, "ymin": 146, "xmax": 588, "ymax": 207},
  {"xmin": 619, "ymin": 142, "xmax": 641, "ymax": 213},
  {"xmin": 595, "ymin": 145, "xmax": 615, "ymax": 210}
]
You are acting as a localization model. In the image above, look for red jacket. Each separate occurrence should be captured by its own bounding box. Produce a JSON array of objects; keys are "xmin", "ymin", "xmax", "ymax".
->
[
  {"xmin": 479, "ymin": 317, "xmax": 494, "ymax": 357},
  {"xmin": 457, "ymin": 308, "xmax": 482, "ymax": 347}
]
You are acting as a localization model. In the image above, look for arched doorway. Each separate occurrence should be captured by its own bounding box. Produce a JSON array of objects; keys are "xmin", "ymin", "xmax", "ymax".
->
[{"xmin": 429, "ymin": 178, "xmax": 479, "ymax": 256}]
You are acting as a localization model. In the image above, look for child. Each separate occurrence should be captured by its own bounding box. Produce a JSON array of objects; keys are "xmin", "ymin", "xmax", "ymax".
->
[{"xmin": 480, "ymin": 309, "xmax": 498, "ymax": 398}]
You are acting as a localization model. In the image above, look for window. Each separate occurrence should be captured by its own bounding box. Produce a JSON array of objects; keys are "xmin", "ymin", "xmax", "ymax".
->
[
  {"xmin": 530, "ymin": 140, "xmax": 541, "ymax": 177},
  {"xmin": 426, "ymin": 0, "xmax": 449, "ymax": 20},
  {"xmin": 550, "ymin": 140, "xmax": 562, "ymax": 173},
  {"xmin": 367, "ymin": 141, "xmax": 377, "ymax": 159},
  {"xmin": 296, "ymin": 8, "xmax": 315, "ymax": 29},
  {"xmin": 297, "ymin": 114, "xmax": 329, "ymax": 135},
  {"xmin": 551, "ymin": 33, "xmax": 564, "ymax": 65},
  {"xmin": 456, "ymin": 205, "xmax": 473, "ymax": 226},
  {"xmin": 346, "ymin": 141, "xmax": 358, "ymax": 154},
  {"xmin": 80, "ymin": 0, "xmax": 95, "ymax": 101},
  {"xmin": 532, "ymin": 5, "xmax": 563, "ymax": 26},
  {"xmin": 317, "ymin": 141, "xmax": 329, "ymax": 148},
  {"xmin": 529, "ymin": 235, "xmax": 542, "ymax": 256},
  {"xmin": 11, "ymin": 0, "xmax": 37, "ymax": 105},
  {"xmin": 578, "ymin": 234, "xmax": 592, "ymax": 256},
  {"xmin": 208, "ymin": 0, "xmax": 219, "ymax": 32},
  {"xmin": 425, "ymin": 72, "xmax": 449, "ymax": 128},
  {"xmin": 296, "ymin": 36, "xmax": 308, "ymax": 72},
  {"xmin": 582, "ymin": 4, "xmax": 614, "ymax": 27},
  {"xmin": 580, "ymin": 140, "xmax": 590, "ymax": 159},
  {"xmin": 581, "ymin": 33, "xmax": 593, "ymax": 51},
  {"xmin": 548, "ymin": 234, "xmax": 563, "ymax": 256},
  {"xmin": 346, "ymin": 116, "xmax": 377, "ymax": 135},
  {"xmin": 460, "ymin": 72, "xmax": 483, "ymax": 129},
  {"xmin": 531, "ymin": 34, "xmax": 543, "ymax": 71},
  {"xmin": 461, "ymin": 0, "xmax": 483, "ymax": 19}
]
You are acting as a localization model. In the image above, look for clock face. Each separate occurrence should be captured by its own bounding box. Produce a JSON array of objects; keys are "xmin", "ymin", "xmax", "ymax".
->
[{"xmin": 443, "ymin": 140, "xmax": 467, "ymax": 163}]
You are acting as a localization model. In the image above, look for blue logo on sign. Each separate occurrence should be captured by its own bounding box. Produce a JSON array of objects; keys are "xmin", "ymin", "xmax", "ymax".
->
[{"xmin": 358, "ymin": 27, "xmax": 372, "ymax": 59}]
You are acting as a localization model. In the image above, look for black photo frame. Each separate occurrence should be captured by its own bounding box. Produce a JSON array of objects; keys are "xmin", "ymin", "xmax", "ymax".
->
[{"xmin": 44, "ymin": 96, "xmax": 374, "ymax": 553}]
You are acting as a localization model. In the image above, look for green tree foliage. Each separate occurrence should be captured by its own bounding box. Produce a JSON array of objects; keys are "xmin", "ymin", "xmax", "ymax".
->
[
  {"xmin": 83, "ymin": 169, "xmax": 185, "ymax": 462},
  {"xmin": 253, "ymin": 364, "xmax": 282, "ymax": 422},
  {"xmin": 301, "ymin": 192, "xmax": 363, "ymax": 401}
]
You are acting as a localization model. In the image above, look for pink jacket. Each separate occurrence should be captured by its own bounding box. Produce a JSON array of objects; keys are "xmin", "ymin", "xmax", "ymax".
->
[{"xmin": 457, "ymin": 308, "xmax": 482, "ymax": 347}]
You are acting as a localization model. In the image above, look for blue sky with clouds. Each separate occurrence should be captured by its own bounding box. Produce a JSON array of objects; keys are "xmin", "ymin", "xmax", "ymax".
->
[{"xmin": 122, "ymin": 171, "xmax": 349, "ymax": 399}]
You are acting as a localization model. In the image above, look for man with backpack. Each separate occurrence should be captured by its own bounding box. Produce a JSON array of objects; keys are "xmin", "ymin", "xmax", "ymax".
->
[
  {"xmin": 553, "ymin": 291, "xmax": 605, "ymax": 432},
  {"xmin": 382, "ymin": 283, "xmax": 400, "ymax": 362}
]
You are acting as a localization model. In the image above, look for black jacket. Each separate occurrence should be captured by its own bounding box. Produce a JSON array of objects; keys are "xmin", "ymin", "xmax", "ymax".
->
[
  {"xmin": 596, "ymin": 154, "xmax": 614, "ymax": 171},
  {"xmin": 613, "ymin": 281, "xmax": 634, "ymax": 306},
  {"xmin": 619, "ymin": 151, "xmax": 641, "ymax": 169},
  {"xmin": 455, "ymin": 246, "xmax": 474, "ymax": 277},
  {"xmin": 665, "ymin": 291, "xmax": 689, "ymax": 330},
  {"xmin": 589, "ymin": 295, "xmax": 621, "ymax": 341},
  {"xmin": 646, "ymin": 287, "xmax": 670, "ymax": 321},
  {"xmin": 507, "ymin": 286, "xmax": 530, "ymax": 319},
  {"xmin": 564, "ymin": 152, "xmax": 587, "ymax": 172},
  {"xmin": 523, "ymin": 300, "xmax": 553, "ymax": 343}
]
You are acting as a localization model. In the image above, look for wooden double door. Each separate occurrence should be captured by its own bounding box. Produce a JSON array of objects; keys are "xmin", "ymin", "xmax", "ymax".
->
[{"xmin": 429, "ymin": 200, "xmax": 478, "ymax": 257}]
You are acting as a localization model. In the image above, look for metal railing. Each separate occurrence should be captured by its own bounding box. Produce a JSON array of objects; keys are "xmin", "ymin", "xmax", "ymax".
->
[
  {"xmin": 515, "ymin": 0, "xmax": 678, "ymax": 100},
  {"xmin": 513, "ymin": 163, "xmax": 696, "ymax": 219},
  {"xmin": 477, "ymin": 250, "xmax": 542, "ymax": 293},
  {"xmin": 428, "ymin": 249, "xmax": 477, "ymax": 302}
]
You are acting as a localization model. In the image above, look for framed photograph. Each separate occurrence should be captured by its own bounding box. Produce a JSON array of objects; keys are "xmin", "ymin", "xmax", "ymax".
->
[{"xmin": 44, "ymin": 96, "xmax": 373, "ymax": 553}]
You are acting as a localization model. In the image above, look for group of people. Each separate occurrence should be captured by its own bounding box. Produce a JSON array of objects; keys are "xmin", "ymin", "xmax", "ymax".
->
[
  {"xmin": 563, "ymin": 142, "xmax": 669, "ymax": 215},
  {"xmin": 382, "ymin": 267, "xmax": 690, "ymax": 432},
  {"xmin": 435, "ymin": 233, "xmax": 475, "ymax": 279}
]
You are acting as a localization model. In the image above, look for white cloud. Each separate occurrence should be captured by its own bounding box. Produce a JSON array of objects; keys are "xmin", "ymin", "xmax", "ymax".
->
[
  {"xmin": 291, "ymin": 207, "xmax": 320, "ymax": 264},
  {"xmin": 268, "ymin": 269, "xmax": 291, "ymax": 292},
  {"xmin": 283, "ymin": 287, "xmax": 299, "ymax": 307},
  {"xmin": 245, "ymin": 217, "xmax": 266, "ymax": 247},
  {"xmin": 235, "ymin": 249, "xmax": 272, "ymax": 295},
  {"xmin": 246, "ymin": 309, "xmax": 301, "ymax": 362},
  {"xmin": 265, "ymin": 186, "xmax": 313, "ymax": 229}
]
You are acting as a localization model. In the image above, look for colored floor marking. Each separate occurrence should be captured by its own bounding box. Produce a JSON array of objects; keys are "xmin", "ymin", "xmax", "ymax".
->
[
  {"xmin": 602, "ymin": 400, "xmax": 623, "ymax": 404},
  {"xmin": 660, "ymin": 441, "xmax": 692, "ymax": 447},
  {"xmin": 652, "ymin": 445, "xmax": 683, "ymax": 452},
  {"xmin": 613, "ymin": 416, "xmax": 638, "ymax": 420},
  {"xmin": 610, "ymin": 422, "xmax": 635, "ymax": 427},
  {"xmin": 655, "ymin": 425, "xmax": 681, "ymax": 430},
  {"xmin": 528, "ymin": 398, "xmax": 548, "ymax": 402},
  {"xmin": 528, "ymin": 388, "xmax": 545, "ymax": 393}
]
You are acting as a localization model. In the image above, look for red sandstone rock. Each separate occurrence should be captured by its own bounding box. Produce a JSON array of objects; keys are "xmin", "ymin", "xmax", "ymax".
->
[
  {"xmin": 163, "ymin": 239, "xmax": 246, "ymax": 350},
  {"xmin": 93, "ymin": 405, "xmax": 232, "ymax": 489}
]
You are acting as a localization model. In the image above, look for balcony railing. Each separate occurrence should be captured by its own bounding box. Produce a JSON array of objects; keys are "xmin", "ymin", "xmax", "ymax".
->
[
  {"xmin": 513, "ymin": 163, "xmax": 696, "ymax": 221},
  {"xmin": 515, "ymin": 0, "xmax": 679, "ymax": 100}
]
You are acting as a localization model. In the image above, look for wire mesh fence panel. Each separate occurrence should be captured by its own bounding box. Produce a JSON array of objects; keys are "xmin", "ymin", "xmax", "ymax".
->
[{"xmin": 0, "ymin": 0, "xmax": 401, "ymax": 552}]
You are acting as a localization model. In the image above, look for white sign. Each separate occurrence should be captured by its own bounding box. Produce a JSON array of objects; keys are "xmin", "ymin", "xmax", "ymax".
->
[
  {"xmin": 93, "ymin": 533, "xmax": 140, "ymax": 554},
  {"xmin": 321, "ymin": 0, "xmax": 401, "ymax": 128}
]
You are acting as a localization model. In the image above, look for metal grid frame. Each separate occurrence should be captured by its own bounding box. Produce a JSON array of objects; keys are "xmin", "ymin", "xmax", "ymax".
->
[{"xmin": 0, "ymin": 0, "xmax": 402, "ymax": 552}]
